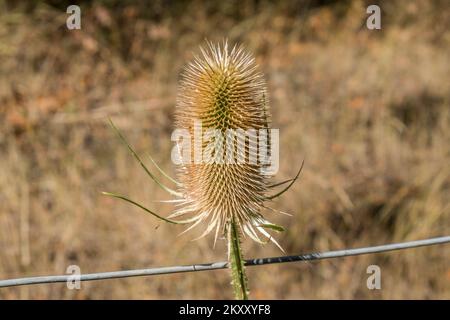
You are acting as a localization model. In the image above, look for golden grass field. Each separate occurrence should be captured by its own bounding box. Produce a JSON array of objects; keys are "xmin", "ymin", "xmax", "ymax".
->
[{"xmin": 0, "ymin": 0, "xmax": 449, "ymax": 299}]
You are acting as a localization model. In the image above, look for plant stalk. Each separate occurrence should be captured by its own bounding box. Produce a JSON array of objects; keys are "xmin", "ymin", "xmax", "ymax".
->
[{"xmin": 228, "ymin": 219, "xmax": 249, "ymax": 300}]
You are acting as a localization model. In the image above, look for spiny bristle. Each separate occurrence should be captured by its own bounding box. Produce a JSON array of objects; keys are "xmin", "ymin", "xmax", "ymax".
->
[
  {"xmin": 176, "ymin": 41, "xmax": 269, "ymax": 131},
  {"xmin": 173, "ymin": 40, "xmax": 281, "ymax": 247}
]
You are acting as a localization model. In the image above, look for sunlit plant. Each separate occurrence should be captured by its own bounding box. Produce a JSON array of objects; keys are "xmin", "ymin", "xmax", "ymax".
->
[{"xmin": 103, "ymin": 41, "xmax": 302, "ymax": 300}]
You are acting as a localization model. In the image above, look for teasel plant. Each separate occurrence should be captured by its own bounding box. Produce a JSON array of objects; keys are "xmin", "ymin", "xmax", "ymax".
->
[{"xmin": 103, "ymin": 40, "xmax": 303, "ymax": 300}]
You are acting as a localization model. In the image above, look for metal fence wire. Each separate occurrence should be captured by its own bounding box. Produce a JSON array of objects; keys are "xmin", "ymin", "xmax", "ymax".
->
[{"xmin": 0, "ymin": 235, "xmax": 449, "ymax": 288}]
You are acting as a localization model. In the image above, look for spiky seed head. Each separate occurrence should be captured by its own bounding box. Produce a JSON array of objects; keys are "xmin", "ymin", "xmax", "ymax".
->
[{"xmin": 173, "ymin": 41, "xmax": 280, "ymax": 247}]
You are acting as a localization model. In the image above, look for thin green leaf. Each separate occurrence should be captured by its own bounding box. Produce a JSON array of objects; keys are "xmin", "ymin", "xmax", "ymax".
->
[
  {"xmin": 108, "ymin": 119, "xmax": 182, "ymax": 197},
  {"xmin": 259, "ymin": 223, "xmax": 285, "ymax": 233},
  {"xmin": 268, "ymin": 178, "xmax": 294, "ymax": 188},
  {"xmin": 265, "ymin": 160, "xmax": 304, "ymax": 200},
  {"xmin": 102, "ymin": 191, "xmax": 191, "ymax": 224},
  {"xmin": 256, "ymin": 226, "xmax": 285, "ymax": 252},
  {"xmin": 147, "ymin": 153, "xmax": 181, "ymax": 186}
]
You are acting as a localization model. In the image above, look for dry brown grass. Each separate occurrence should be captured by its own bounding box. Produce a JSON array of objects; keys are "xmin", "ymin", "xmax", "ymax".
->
[{"xmin": 0, "ymin": 0, "xmax": 449, "ymax": 299}]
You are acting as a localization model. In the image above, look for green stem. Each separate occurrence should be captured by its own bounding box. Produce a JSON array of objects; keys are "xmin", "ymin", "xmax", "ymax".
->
[{"xmin": 228, "ymin": 219, "xmax": 249, "ymax": 300}]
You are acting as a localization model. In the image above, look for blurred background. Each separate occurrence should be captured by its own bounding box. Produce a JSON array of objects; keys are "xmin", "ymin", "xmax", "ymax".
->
[{"xmin": 0, "ymin": 0, "xmax": 449, "ymax": 299}]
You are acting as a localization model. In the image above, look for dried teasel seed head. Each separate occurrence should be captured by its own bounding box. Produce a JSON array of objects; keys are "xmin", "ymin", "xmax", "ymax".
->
[{"xmin": 172, "ymin": 40, "xmax": 283, "ymax": 248}]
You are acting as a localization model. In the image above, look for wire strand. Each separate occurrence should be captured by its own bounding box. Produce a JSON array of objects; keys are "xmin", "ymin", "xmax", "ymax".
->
[{"xmin": 0, "ymin": 235, "xmax": 449, "ymax": 288}]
